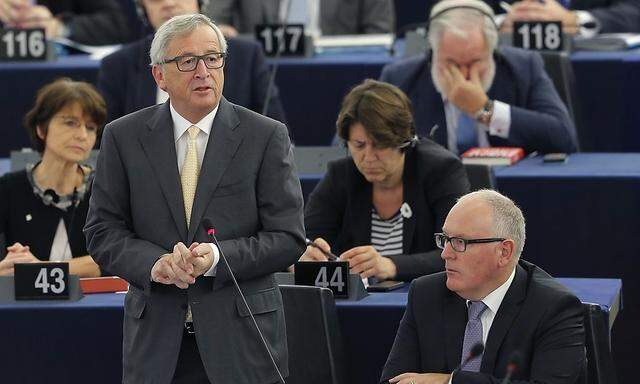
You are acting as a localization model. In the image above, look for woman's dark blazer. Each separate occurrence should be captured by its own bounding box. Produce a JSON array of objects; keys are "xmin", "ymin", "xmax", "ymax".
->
[{"xmin": 304, "ymin": 139, "xmax": 470, "ymax": 281}]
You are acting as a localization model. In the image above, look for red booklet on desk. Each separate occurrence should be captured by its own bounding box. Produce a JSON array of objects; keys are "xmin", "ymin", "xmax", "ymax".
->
[
  {"xmin": 461, "ymin": 147, "xmax": 525, "ymax": 166},
  {"xmin": 80, "ymin": 276, "xmax": 129, "ymax": 294}
]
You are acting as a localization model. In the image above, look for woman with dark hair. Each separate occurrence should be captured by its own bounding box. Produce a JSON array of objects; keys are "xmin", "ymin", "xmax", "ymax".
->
[
  {"xmin": 0, "ymin": 78, "xmax": 106, "ymax": 277},
  {"xmin": 301, "ymin": 79, "xmax": 470, "ymax": 282}
]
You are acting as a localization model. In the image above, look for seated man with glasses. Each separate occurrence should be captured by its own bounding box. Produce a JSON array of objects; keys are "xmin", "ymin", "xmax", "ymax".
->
[{"xmin": 380, "ymin": 189, "xmax": 585, "ymax": 384}]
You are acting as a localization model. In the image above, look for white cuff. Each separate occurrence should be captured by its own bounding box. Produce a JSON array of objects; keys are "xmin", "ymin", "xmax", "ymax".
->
[
  {"xmin": 487, "ymin": 100, "xmax": 511, "ymax": 139},
  {"xmin": 204, "ymin": 243, "xmax": 220, "ymax": 276},
  {"xmin": 576, "ymin": 11, "xmax": 600, "ymax": 38}
]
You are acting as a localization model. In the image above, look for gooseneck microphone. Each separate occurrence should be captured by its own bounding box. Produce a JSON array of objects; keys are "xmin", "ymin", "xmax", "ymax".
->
[
  {"xmin": 202, "ymin": 218, "xmax": 286, "ymax": 384},
  {"xmin": 500, "ymin": 351, "xmax": 522, "ymax": 384},
  {"xmin": 453, "ymin": 343, "xmax": 485, "ymax": 374}
]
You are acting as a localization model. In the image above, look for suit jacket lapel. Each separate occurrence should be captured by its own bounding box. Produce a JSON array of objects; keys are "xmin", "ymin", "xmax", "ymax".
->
[
  {"xmin": 481, "ymin": 264, "xmax": 528, "ymax": 373},
  {"xmin": 136, "ymin": 37, "xmax": 157, "ymax": 110},
  {"xmin": 402, "ymin": 148, "xmax": 418, "ymax": 252},
  {"xmin": 187, "ymin": 98, "xmax": 242, "ymax": 242},
  {"xmin": 414, "ymin": 65, "xmax": 447, "ymax": 146},
  {"xmin": 444, "ymin": 292, "xmax": 467, "ymax": 370},
  {"xmin": 347, "ymin": 163, "xmax": 372, "ymax": 248},
  {"xmin": 139, "ymin": 102, "xmax": 187, "ymax": 240}
]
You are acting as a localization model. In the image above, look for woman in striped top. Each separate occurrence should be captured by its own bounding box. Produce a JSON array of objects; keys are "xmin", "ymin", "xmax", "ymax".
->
[{"xmin": 301, "ymin": 80, "xmax": 470, "ymax": 282}]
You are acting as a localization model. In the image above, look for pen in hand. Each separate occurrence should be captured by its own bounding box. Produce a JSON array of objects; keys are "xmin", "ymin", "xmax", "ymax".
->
[{"xmin": 304, "ymin": 238, "xmax": 339, "ymax": 261}]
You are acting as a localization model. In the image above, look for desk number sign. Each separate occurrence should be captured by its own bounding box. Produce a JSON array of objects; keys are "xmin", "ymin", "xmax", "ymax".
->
[
  {"xmin": 295, "ymin": 261, "xmax": 349, "ymax": 298},
  {"xmin": 513, "ymin": 21, "xmax": 563, "ymax": 51},
  {"xmin": 14, "ymin": 262, "xmax": 69, "ymax": 300},
  {"xmin": 255, "ymin": 24, "xmax": 305, "ymax": 56},
  {"xmin": 0, "ymin": 28, "xmax": 47, "ymax": 61}
]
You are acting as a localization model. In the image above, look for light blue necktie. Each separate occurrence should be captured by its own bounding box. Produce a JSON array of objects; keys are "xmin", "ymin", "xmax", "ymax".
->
[
  {"xmin": 457, "ymin": 111, "xmax": 478, "ymax": 154},
  {"xmin": 460, "ymin": 301, "xmax": 487, "ymax": 372}
]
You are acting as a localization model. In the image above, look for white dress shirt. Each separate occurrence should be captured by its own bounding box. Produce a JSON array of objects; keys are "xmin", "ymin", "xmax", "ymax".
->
[
  {"xmin": 170, "ymin": 102, "xmax": 221, "ymax": 276},
  {"xmin": 448, "ymin": 267, "xmax": 517, "ymax": 383},
  {"xmin": 443, "ymin": 99, "xmax": 511, "ymax": 154}
]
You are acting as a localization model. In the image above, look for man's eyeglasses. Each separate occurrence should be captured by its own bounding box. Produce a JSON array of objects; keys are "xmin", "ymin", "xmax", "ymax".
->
[
  {"xmin": 160, "ymin": 52, "xmax": 227, "ymax": 72},
  {"xmin": 434, "ymin": 233, "xmax": 505, "ymax": 253}
]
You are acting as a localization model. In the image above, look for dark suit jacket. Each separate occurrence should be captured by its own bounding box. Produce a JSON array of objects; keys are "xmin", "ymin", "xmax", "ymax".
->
[
  {"xmin": 38, "ymin": 0, "xmax": 128, "ymax": 45},
  {"xmin": 205, "ymin": 0, "xmax": 395, "ymax": 35},
  {"xmin": 304, "ymin": 140, "xmax": 470, "ymax": 281},
  {"xmin": 98, "ymin": 35, "xmax": 286, "ymax": 124},
  {"xmin": 0, "ymin": 170, "xmax": 89, "ymax": 261},
  {"xmin": 84, "ymin": 98, "xmax": 305, "ymax": 384},
  {"xmin": 381, "ymin": 260, "xmax": 586, "ymax": 384},
  {"xmin": 380, "ymin": 47, "xmax": 578, "ymax": 154},
  {"xmin": 489, "ymin": 0, "xmax": 640, "ymax": 33}
]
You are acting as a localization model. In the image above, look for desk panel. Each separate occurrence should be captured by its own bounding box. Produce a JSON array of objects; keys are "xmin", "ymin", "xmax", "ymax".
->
[{"xmin": 0, "ymin": 278, "xmax": 620, "ymax": 384}]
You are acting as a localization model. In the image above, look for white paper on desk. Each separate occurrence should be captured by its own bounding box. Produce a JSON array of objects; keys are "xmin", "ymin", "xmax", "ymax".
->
[
  {"xmin": 314, "ymin": 33, "xmax": 393, "ymax": 49},
  {"xmin": 51, "ymin": 37, "xmax": 121, "ymax": 60}
]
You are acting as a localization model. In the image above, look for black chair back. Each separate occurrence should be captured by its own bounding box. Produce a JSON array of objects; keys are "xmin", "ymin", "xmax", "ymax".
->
[
  {"xmin": 280, "ymin": 285, "xmax": 347, "ymax": 384},
  {"xmin": 583, "ymin": 303, "xmax": 618, "ymax": 384}
]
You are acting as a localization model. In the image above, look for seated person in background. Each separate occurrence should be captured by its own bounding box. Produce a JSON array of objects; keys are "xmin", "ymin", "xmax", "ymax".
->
[
  {"xmin": 381, "ymin": 189, "xmax": 585, "ymax": 384},
  {"xmin": 0, "ymin": 0, "xmax": 129, "ymax": 46},
  {"xmin": 0, "ymin": 78, "xmax": 104, "ymax": 277},
  {"xmin": 380, "ymin": 0, "xmax": 578, "ymax": 155},
  {"xmin": 497, "ymin": 0, "xmax": 640, "ymax": 37},
  {"xmin": 301, "ymin": 79, "xmax": 470, "ymax": 282},
  {"xmin": 204, "ymin": 0, "xmax": 395, "ymax": 37},
  {"xmin": 98, "ymin": 0, "xmax": 286, "ymax": 124}
]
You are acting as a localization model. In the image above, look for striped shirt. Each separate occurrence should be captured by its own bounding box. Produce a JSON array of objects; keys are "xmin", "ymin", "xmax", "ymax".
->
[{"xmin": 371, "ymin": 209, "xmax": 404, "ymax": 257}]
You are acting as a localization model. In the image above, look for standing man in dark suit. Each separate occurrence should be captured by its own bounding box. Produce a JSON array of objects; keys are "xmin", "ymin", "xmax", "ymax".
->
[
  {"xmin": 380, "ymin": 0, "xmax": 577, "ymax": 155},
  {"xmin": 85, "ymin": 13, "xmax": 305, "ymax": 384},
  {"xmin": 381, "ymin": 189, "xmax": 585, "ymax": 384},
  {"xmin": 98, "ymin": 0, "xmax": 287, "ymax": 125}
]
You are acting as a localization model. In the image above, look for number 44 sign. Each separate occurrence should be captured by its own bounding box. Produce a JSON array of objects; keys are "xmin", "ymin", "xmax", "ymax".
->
[
  {"xmin": 14, "ymin": 263, "xmax": 69, "ymax": 300},
  {"xmin": 295, "ymin": 261, "xmax": 349, "ymax": 298},
  {"xmin": 0, "ymin": 28, "xmax": 47, "ymax": 61}
]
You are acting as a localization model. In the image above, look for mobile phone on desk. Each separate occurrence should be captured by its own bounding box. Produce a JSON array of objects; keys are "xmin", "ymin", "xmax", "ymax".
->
[
  {"xmin": 543, "ymin": 153, "xmax": 568, "ymax": 163},
  {"xmin": 367, "ymin": 280, "xmax": 405, "ymax": 292}
]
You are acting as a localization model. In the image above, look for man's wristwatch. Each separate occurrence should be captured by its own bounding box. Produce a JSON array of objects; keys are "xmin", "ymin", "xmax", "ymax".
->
[{"xmin": 474, "ymin": 99, "xmax": 494, "ymax": 126}]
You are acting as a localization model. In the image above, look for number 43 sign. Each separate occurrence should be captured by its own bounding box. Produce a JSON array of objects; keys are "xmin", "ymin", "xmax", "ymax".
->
[{"xmin": 14, "ymin": 263, "xmax": 69, "ymax": 300}]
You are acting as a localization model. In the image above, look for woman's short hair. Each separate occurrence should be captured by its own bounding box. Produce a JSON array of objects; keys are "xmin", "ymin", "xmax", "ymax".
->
[
  {"xmin": 336, "ymin": 79, "xmax": 415, "ymax": 148},
  {"xmin": 24, "ymin": 78, "xmax": 107, "ymax": 153}
]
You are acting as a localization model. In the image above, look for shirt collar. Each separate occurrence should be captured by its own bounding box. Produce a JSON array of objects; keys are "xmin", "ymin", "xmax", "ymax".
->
[
  {"xmin": 468, "ymin": 267, "xmax": 517, "ymax": 315},
  {"xmin": 170, "ymin": 102, "xmax": 219, "ymax": 142}
]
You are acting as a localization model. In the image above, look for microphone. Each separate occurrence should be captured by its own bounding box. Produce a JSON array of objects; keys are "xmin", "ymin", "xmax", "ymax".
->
[
  {"xmin": 453, "ymin": 343, "xmax": 484, "ymax": 374},
  {"xmin": 202, "ymin": 218, "xmax": 286, "ymax": 384},
  {"xmin": 500, "ymin": 351, "xmax": 522, "ymax": 384},
  {"xmin": 429, "ymin": 124, "xmax": 439, "ymax": 138}
]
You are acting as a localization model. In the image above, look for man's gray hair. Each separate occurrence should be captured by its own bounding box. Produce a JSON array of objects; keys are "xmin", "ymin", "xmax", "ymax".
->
[
  {"xmin": 149, "ymin": 13, "xmax": 227, "ymax": 67},
  {"xmin": 459, "ymin": 189, "xmax": 526, "ymax": 259},
  {"xmin": 427, "ymin": 0, "xmax": 498, "ymax": 55}
]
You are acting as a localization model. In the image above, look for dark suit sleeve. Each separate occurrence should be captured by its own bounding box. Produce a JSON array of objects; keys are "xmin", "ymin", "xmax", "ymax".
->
[
  {"xmin": 453, "ymin": 293, "xmax": 585, "ymax": 384},
  {"xmin": 204, "ymin": 0, "xmax": 237, "ymax": 26},
  {"xmin": 361, "ymin": 0, "xmax": 395, "ymax": 33},
  {"xmin": 214, "ymin": 123, "xmax": 305, "ymax": 286},
  {"xmin": 84, "ymin": 126, "xmax": 168, "ymax": 292},
  {"xmin": 379, "ymin": 281, "xmax": 423, "ymax": 383},
  {"xmin": 52, "ymin": 0, "xmax": 129, "ymax": 45},
  {"xmin": 506, "ymin": 52, "xmax": 578, "ymax": 154},
  {"xmin": 304, "ymin": 161, "xmax": 347, "ymax": 247},
  {"xmin": 387, "ymin": 150, "xmax": 470, "ymax": 281},
  {"xmin": 249, "ymin": 42, "xmax": 287, "ymax": 124},
  {"xmin": 98, "ymin": 52, "xmax": 125, "ymax": 123},
  {"xmin": 0, "ymin": 175, "xmax": 9, "ymax": 259},
  {"xmin": 589, "ymin": 0, "xmax": 640, "ymax": 33}
]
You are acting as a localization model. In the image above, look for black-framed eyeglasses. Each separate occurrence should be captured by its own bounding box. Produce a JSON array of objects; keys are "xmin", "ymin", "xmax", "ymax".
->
[
  {"xmin": 434, "ymin": 232, "xmax": 505, "ymax": 253},
  {"xmin": 159, "ymin": 52, "xmax": 227, "ymax": 72}
]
